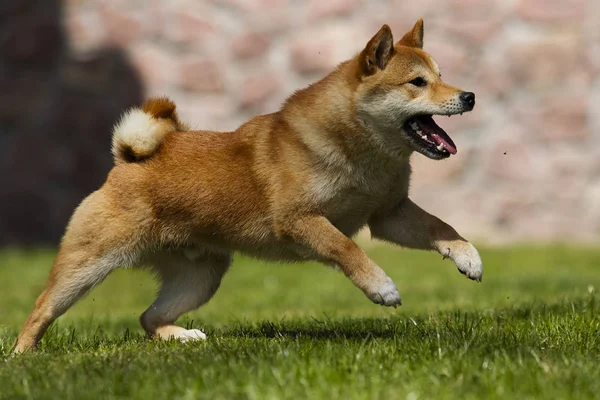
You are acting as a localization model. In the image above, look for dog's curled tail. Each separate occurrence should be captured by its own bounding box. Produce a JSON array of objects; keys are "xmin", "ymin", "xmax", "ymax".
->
[{"xmin": 112, "ymin": 97, "xmax": 188, "ymax": 163}]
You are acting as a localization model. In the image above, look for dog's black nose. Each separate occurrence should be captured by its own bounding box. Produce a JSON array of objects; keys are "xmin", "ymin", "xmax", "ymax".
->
[{"xmin": 460, "ymin": 92, "xmax": 475, "ymax": 109}]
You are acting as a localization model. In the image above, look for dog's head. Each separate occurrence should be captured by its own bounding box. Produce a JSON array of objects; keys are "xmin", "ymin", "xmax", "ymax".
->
[{"xmin": 355, "ymin": 20, "xmax": 475, "ymax": 160}]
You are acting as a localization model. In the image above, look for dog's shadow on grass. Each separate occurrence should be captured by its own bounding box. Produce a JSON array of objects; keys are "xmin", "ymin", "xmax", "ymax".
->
[
  {"xmin": 213, "ymin": 299, "xmax": 591, "ymax": 343},
  {"xmin": 214, "ymin": 316, "xmax": 463, "ymax": 341},
  {"xmin": 224, "ymin": 323, "xmax": 401, "ymax": 341}
]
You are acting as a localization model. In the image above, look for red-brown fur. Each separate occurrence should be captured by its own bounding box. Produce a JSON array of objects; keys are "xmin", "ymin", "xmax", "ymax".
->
[{"xmin": 14, "ymin": 20, "xmax": 482, "ymax": 353}]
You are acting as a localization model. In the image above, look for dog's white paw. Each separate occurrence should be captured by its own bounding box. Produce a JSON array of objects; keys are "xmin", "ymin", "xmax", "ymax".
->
[
  {"xmin": 157, "ymin": 326, "xmax": 207, "ymax": 342},
  {"xmin": 366, "ymin": 276, "xmax": 402, "ymax": 307},
  {"xmin": 175, "ymin": 329, "xmax": 207, "ymax": 342},
  {"xmin": 443, "ymin": 242, "xmax": 483, "ymax": 282}
]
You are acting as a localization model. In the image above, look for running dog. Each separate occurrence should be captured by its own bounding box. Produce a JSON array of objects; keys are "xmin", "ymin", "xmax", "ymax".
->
[{"xmin": 14, "ymin": 19, "xmax": 482, "ymax": 353}]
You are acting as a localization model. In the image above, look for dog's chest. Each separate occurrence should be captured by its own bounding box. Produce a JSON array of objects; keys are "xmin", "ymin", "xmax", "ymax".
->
[{"xmin": 309, "ymin": 161, "xmax": 410, "ymax": 236}]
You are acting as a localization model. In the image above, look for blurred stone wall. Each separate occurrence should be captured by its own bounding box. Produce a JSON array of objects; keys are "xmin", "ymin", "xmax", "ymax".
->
[{"xmin": 2, "ymin": 0, "xmax": 599, "ymax": 244}]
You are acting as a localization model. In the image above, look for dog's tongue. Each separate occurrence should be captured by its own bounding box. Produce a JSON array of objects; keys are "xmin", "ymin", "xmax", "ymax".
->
[{"xmin": 416, "ymin": 116, "xmax": 457, "ymax": 155}]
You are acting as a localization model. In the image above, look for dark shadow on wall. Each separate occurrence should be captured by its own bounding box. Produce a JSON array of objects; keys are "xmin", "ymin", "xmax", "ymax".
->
[{"xmin": 0, "ymin": 0, "xmax": 144, "ymax": 245}]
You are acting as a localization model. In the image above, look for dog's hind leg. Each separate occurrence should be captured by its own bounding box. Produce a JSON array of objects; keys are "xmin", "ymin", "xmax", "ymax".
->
[
  {"xmin": 13, "ymin": 191, "xmax": 142, "ymax": 353},
  {"xmin": 140, "ymin": 250, "xmax": 231, "ymax": 342}
]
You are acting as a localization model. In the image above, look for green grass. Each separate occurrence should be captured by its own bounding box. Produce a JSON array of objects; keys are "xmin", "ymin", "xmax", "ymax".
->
[{"xmin": 1, "ymin": 244, "xmax": 599, "ymax": 399}]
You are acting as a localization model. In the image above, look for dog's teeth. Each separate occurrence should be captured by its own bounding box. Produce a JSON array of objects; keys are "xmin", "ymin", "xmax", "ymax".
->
[
  {"xmin": 416, "ymin": 129, "xmax": 422, "ymax": 134},
  {"xmin": 437, "ymin": 143, "xmax": 444, "ymax": 151},
  {"xmin": 421, "ymin": 135, "xmax": 427, "ymax": 140}
]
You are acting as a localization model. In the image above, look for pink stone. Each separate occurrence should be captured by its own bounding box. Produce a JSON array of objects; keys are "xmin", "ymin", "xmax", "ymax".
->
[
  {"xmin": 129, "ymin": 45, "xmax": 177, "ymax": 87},
  {"xmin": 139, "ymin": 3, "xmax": 168, "ymax": 37},
  {"xmin": 290, "ymin": 38, "xmax": 336, "ymax": 75},
  {"xmin": 506, "ymin": 39, "xmax": 590, "ymax": 90},
  {"xmin": 438, "ymin": 19, "xmax": 503, "ymax": 44},
  {"xmin": 508, "ymin": 91, "xmax": 590, "ymax": 143},
  {"xmin": 165, "ymin": 9, "xmax": 215, "ymax": 45},
  {"xmin": 288, "ymin": 24, "xmax": 364, "ymax": 76},
  {"xmin": 209, "ymin": 0, "xmax": 287, "ymax": 13},
  {"xmin": 410, "ymin": 147, "xmax": 472, "ymax": 187},
  {"xmin": 423, "ymin": 38, "xmax": 471, "ymax": 78},
  {"xmin": 492, "ymin": 192, "xmax": 537, "ymax": 231},
  {"xmin": 582, "ymin": 1, "xmax": 600, "ymax": 72},
  {"xmin": 475, "ymin": 62, "xmax": 512, "ymax": 99},
  {"xmin": 179, "ymin": 59, "xmax": 225, "ymax": 93},
  {"xmin": 100, "ymin": 6, "xmax": 142, "ymax": 46},
  {"xmin": 516, "ymin": 0, "xmax": 585, "ymax": 23},
  {"xmin": 307, "ymin": 0, "xmax": 358, "ymax": 20},
  {"xmin": 433, "ymin": 110, "xmax": 483, "ymax": 133},
  {"xmin": 165, "ymin": 94, "xmax": 234, "ymax": 131},
  {"xmin": 483, "ymin": 131, "xmax": 538, "ymax": 182},
  {"xmin": 232, "ymin": 32, "xmax": 270, "ymax": 59},
  {"xmin": 240, "ymin": 73, "xmax": 280, "ymax": 108},
  {"xmin": 535, "ymin": 96, "xmax": 589, "ymax": 141},
  {"xmin": 448, "ymin": 0, "xmax": 509, "ymax": 20},
  {"xmin": 390, "ymin": 0, "xmax": 445, "ymax": 28},
  {"xmin": 237, "ymin": 2, "xmax": 291, "ymax": 34}
]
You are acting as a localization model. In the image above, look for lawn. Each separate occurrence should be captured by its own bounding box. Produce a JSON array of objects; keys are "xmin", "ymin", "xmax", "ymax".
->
[{"xmin": 1, "ymin": 243, "xmax": 599, "ymax": 399}]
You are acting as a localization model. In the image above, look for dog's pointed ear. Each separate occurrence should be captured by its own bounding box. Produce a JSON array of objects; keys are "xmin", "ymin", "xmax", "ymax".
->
[
  {"xmin": 398, "ymin": 18, "xmax": 424, "ymax": 49},
  {"xmin": 360, "ymin": 24, "xmax": 394, "ymax": 75}
]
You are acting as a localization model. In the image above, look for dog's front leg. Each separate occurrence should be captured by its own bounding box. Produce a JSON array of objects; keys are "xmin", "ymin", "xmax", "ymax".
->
[
  {"xmin": 280, "ymin": 215, "xmax": 402, "ymax": 306},
  {"xmin": 369, "ymin": 198, "xmax": 482, "ymax": 281}
]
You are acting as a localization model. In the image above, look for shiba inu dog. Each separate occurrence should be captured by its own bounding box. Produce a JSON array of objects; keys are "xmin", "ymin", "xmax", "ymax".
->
[{"xmin": 14, "ymin": 19, "xmax": 482, "ymax": 353}]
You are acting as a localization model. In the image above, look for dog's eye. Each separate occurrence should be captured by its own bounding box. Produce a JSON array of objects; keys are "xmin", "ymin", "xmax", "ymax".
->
[{"xmin": 409, "ymin": 77, "xmax": 427, "ymax": 87}]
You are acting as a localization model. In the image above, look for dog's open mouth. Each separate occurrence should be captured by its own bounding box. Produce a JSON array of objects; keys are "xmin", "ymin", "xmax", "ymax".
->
[{"xmin": 403, "ymin": 115, "xmax": 457, "ymax": 160}]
